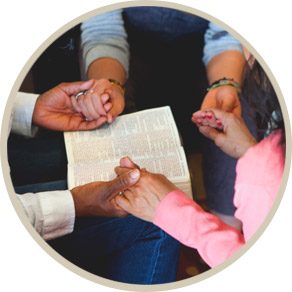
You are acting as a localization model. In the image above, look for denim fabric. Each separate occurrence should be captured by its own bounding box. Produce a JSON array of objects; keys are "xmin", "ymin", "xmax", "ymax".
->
[
  {"xmin": 124, "ymin": 7, "xmax": 209, "ymax": 42},
  {"xmin": 49, "ymin": 216, "xmax": 180, "ymax": 284},
  {"xmin": 10, "ymin": 146, "xmax": 180, "ymax": 284},
  {"xmin": 202, "ymin": 95, "xmax": 258, "ymax": 215}
]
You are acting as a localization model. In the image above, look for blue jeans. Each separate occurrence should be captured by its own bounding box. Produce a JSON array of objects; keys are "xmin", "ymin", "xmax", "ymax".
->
[
  {"xmin": 12, "ymin": 173, "xmax": 180, "ymax": 284},
  {"xmin": 49, "ymin": 216, "xmax": 180, "ymax": 284}
]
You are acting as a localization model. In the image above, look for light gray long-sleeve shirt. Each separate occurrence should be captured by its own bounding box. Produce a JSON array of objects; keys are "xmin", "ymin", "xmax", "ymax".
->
[
  {"xmin": 11, "ymin": 92, "xmax": 75, "ymax": 240},
  {"xmin": 81, "ymin": 9, "xmax": 242, "ymax": 75}
]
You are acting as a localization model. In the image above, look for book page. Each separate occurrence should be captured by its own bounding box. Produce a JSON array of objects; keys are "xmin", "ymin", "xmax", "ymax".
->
[
  {"xmin": 64, "ymin": 106, "xmax": 182, "ymax": 164},
  {"xmin": 67, "ymin": 147, "xmax": 190, "ymax": 189}
]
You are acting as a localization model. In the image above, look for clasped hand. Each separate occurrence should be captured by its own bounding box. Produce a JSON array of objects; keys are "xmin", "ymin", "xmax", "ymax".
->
[
  {"xmin": 70, "ymin": 157, "xmax": 177, "ymax": 219},
  {"xmin": 32, "ymin": 79, "xmax": 125, "ymax": 132},
  {"xmin": 113, "ymin": 157, "xmax": 178, "ymax": 222}
]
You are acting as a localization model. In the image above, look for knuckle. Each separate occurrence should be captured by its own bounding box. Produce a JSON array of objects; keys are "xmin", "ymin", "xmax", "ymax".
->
[
  {"xmin": 100, "ymin": 78, "xmax": 109, "ymax": 86},
  {"xmin": 157, "ymin": 173, "xmax": 166, "ymax": 180},
  {"xmin": 134, "ymin": 186, "xmax": 143, "ymax": 194},
  {"xmin": 117, "ymin": 174, "xmax": 129, "ymax": 188},
  {"xmin": 59, "ymin": 82, "xmax": 66, "ymax": 87}
]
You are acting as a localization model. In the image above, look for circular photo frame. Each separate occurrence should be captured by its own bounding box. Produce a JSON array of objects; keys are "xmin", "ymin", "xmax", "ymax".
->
[{"xmin": 1, "ymin": 1, "xmax": 290, "ymax": 291}]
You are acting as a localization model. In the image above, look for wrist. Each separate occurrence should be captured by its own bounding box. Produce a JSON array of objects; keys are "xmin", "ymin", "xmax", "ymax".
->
[
  {"xmin": 236, "ymin": 137, "xmax": 257, "ymax": 159},
  {"xmin": 241, "ymin": 138, "xmax": 257, "ymax": 157},
  {"xmin": 207, "ymin": 77, "xmax": 241, "ymax": 94},
  {"xmin": 108, "ymin": 78, "xmax": 125, "ymax": 96},
  {"xmin": 70, "ymin": 186, "xmax": 86, "ymax": 217},
  {"xmin": 31, "ymin": 97, "xmax": 42, "ymax": 126}
]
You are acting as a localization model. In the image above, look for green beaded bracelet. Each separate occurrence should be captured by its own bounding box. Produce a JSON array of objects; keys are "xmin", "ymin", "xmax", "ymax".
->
[{"xmin": 207, "ymin": 78, "xmax": 241, "ymax": 93}]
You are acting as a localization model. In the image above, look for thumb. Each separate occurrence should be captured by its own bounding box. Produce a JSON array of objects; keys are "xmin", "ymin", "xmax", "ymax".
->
[
  {"xmin": 199, "ymin": 126, "xmax": 227, "ymax": 149},
  {"xmin": 199, "ymin": 125, "xmax": 222, "ymax": 141},
  {"xmin": 207, "ymin": 108, "xmax": 231, "ymax": 122},
  {"xmin": 120, "ymin": 156, "xmax": 139, "ymax": 169},
  {"xmin": 221, "ymin": 98, "xmax": 235, "ymax": 113},
  {"xmin": 77, "ymin": 116, "xmax": 107, "ymax": 131},
  {"xmin": 106, "ymin": 169, "xmax": 140, "ymax": 199}
]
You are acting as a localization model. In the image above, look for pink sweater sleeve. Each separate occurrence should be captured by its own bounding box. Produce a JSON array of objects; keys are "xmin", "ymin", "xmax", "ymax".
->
[
  {"xmin": 153, "ymin": 131, "xmax": 284, "ymax": 268},
  {"xmin": 153, "ymin": 190, "xmax": 245, "ymax": 267},
  {"xmin": 234, "ymin": 130, "xmax": 284, "ymax": 240}
]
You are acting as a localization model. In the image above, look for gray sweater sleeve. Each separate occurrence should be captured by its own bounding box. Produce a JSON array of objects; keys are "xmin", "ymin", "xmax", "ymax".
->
[{"xmin": 81, "ymin": 9, "xmax": 130, "ymax": 76}]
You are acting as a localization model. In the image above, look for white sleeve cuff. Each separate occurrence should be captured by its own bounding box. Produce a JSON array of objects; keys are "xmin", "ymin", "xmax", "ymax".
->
[
  {"xmin": 18, "ymin": 190, "xmax": 76, "ymax": 240},
  {"xmin": 11, "ymin": 92, "xmax": 39, "ymax": 137},
  {"xmin": 38, "ymin": 190, "xmax": 75, "ymax": 240}
]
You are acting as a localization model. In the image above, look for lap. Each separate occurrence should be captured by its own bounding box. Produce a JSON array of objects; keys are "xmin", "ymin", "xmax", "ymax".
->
[{"xmin": 49, "ymin": 215, "xmax": 180, "ymax": 284}]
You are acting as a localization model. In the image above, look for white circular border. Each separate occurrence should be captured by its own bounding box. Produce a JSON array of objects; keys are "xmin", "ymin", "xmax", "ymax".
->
[{"xmin": 0, "ymin": 1, "xmax": 291, "ymax": 291}]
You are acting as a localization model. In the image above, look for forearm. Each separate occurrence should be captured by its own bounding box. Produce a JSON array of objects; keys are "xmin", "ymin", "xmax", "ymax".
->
[
  {"xmin": 206, "ymin": 50, "xmax": 246, "ymax": 84},
  {"xmin": 154, "ymin": 190, "xmax": 245, "ymax": 267},
  {"xmin": 81, "ymin": 9, "xmax": 129, "ymax": 77},
  {"xmin": 87, "ymin": 57, "xmax": 126, "ymax": 85}
]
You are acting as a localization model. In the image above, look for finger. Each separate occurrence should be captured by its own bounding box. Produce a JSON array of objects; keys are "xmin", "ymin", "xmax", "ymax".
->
[
  {"xmin": 106, "ymin": 169, "xmax": 140, "ymax": 200},
  {"xmin": 77, "ymin": 116, "xmax": 107, "ymax": 130},
  {"xmin": 120, "ymin": 157, "xmax": 139, "ymax": 169},
  {"xmin": 110, "ymin": 198, "xmax": 129, "ymax": 217},
  {"xmin": 109, "ymin": 106, "xmax": 123, "ymax": 119},
  {"xmin": 91, "ymin": 93, "xmax": 107, "ymax": 116},
  {"xmin": 192, "ymin": 110, "xmax": 207, "ymax": 120},
  {"xmin": 114, "ymin": 166, "xmax": 132, "ymax": 176},
  {"xmin": 77, "ymin": 97, "xmax": 93, "ymax": 121},
  {"xmin": 104, "ymin": 88, "xmax": 113, "ymax": 95},
  {"xmin": 215, "ymin": 119, "xmax": 224, "ymax": 130},
  {"xmin": 70, "ymin": 95, "xmax": 82, "ymax": 113},
  {"xmin": 83, "ymin": 94, "xmax": 102, "ymax": 120},
  {"xmin": 199, "ymin": 125, "xmax": 222, "ymax": 141},
  {"xmin": 107, "ymin": 112, "xmax": 113, "ymax": 123},
  {"xmin": 191, "ymin": 116, "xmax": 203, "ymax": 126},
  {"xmin": 114, "ymin": 195, "xmax": 132, "ymax": 213},
  {"xmin": 107, "ymin": 92, "xmax": 125, "ymax": 119},
  {"xmin": 123, "ymin": 189, "xmax": 136, "ymax": 201},
  {"xmin": 101, "ymin": 93, "xmax": 110, "ymax": 104},
  {"xmin": 104, "ymin": 102, "xmax": 112, "ymax": 112},
  {"xmin": 205, "ymin": 108, "xmax": 230, "ymax": 122},
  {"xmin": 60, "ymin": 80, "xmax": 94, "ymax": 96},
  {"xmin": 204, "ymin": 111, "xmax": 218, "ymax": 128},
  {"xmin": 191, "ymin": 111, "xmax": 208, "ymax": 126}
]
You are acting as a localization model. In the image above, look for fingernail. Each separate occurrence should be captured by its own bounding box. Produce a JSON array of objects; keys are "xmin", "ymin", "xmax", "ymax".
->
[{"xmin": 130, "ymin": 169, "xmax": 140, "ymax": 179}]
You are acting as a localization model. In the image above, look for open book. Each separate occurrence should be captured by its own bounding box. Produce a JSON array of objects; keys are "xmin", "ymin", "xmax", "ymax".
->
[{"xmin": 64, "ymin": 106, "xmax": 192, "ymax": 197}]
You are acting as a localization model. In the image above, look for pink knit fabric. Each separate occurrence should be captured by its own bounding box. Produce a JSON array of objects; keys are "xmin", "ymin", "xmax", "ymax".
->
[{"xmin": 153, "ymin": 131, "xmax": 284, "ymax": 267}]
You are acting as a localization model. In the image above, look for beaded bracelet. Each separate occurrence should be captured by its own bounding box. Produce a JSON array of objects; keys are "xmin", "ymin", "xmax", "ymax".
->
[
  {"xmin": 108, "ymin": 78, "xmax": 125, "ymax": 95},
  {"xmin": 207, "ymin": 77, "xmax": 241, "ymax": 93}
]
